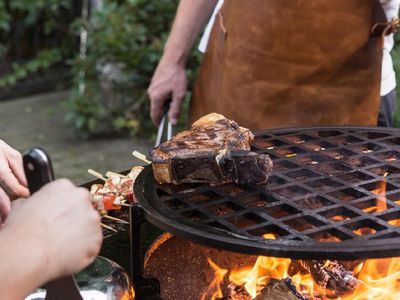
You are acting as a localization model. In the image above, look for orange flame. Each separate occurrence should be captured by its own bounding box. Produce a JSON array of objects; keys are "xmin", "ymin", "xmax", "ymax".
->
[
  {"xmin": 203, "ymin": 175, "xmax": 400, "ymax": 299},
  {"xmin": 369, "ymin": 176, "xmax": 388, "ymax": 213},
  {"xmin": 201, "ymin": 258, "xmax": 228, "ymax": 300},
  {"xmin": 203, "ymin": 256, "xmax": 400, "ymax": 299}
]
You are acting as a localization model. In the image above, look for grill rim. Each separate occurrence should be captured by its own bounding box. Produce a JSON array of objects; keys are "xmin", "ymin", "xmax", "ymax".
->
[{"xmin": 135, "ymin": 126, "xmax": 400, "ymax": 260}]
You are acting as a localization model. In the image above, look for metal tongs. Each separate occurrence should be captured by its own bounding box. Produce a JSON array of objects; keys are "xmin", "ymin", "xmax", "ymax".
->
[{"xmin": 155, "ymin": 102, "xmax": 174, "ymax": 147}]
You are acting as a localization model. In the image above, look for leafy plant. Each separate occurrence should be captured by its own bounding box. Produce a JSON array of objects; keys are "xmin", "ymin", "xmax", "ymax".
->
[
  {"xmin": 65, "ymin": 0, "xmax": 200, "ymax": 138},
  {"xmin": 0, "ymin": 48, "xmax": 63, "ymax": 87},
  {"xmin": 0, "ymin": 0, "xmax": 77, "ymax": 87}
]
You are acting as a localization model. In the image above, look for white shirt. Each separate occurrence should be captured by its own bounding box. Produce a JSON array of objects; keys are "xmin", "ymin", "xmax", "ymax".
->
[
  {"xmin": 381, "ymin": 0, "xmax": 400, "ymax": 95},
  {"xmin": 199, "ymin": 0, "xmax": 400, "ymax": 96}
]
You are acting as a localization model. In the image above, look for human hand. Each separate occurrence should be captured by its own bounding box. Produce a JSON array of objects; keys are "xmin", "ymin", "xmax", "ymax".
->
[
  {"xmin": 148, "ymin": 58, "xmax": 187, "ymax": 126},
  {"xmin": 4, "ymin": 179, "xmax": 102, "ymax": 280},
  {"xmin": 0, "ymin": 140, "xmax": 29, "ymax": 221},
  {"xmin": 0, "ymin": 188, "xmax": 10, "ymax": 224}
]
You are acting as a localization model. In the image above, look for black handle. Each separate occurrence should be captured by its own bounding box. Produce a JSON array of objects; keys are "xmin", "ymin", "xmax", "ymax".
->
[
  {"xmin": 23, "ymin": 148, "xmax": 55, "ymax": 193},
  {"xmin": 23, "ymin": 148, "xmax": 83, "ymax": 300}
]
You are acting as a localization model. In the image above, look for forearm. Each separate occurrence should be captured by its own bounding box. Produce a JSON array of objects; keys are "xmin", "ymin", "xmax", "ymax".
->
[
  {"xmin": 163, "ymin": 0, "xmax": 218, "ymax": 65},
  {"xmin": 0, "ymin": 226, "xmax": 51, "ymax": 299}
]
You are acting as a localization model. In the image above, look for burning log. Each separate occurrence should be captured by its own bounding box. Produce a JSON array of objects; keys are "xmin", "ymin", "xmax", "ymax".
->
[
  {"xmin": 219, "ymin": 278, "xmax": 305, "ymax": 300},
  {"xmin": 254, "ymin": 278, "xmax": 305, "ymax": 300},
  {"xmin": 289, "ymin": 260, "xmax": 358, "ymax": 297},
  {"xmin": 222, "ymin": 283, "xmax": 251, "ymax": 300}
]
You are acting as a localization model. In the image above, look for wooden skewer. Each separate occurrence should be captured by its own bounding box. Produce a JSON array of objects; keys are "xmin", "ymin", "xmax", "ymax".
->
[
  {"xmin": 102, "ymin": 215, "xmax": 129, "ymax": 224},
  {"xmin": 101, "ymin": 223, "xmax": 118, "ymax": 233},
  {"xmin": 106, "ymin": 171, "xmax": 127, "ymax": 178},
  {"xmin": 132, "ymin": 151, "xmax": 151, "ymax": 164},
  {"xmin": 119, "ymin": 203, "xmax": 130, "ymax": 207},
  {"xmin": 88, "ymin": 169, "xmax": 107, "ymax": 181}
]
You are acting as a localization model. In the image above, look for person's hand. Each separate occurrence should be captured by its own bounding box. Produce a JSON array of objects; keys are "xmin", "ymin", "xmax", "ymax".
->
[
  {"xmin": 0, "ymin": 188, "xmax": 11, "ymax": 224},
  {"xmin": 4, "ymin": 179, "xmax": 102, "ymax": 280},
  {"xmin": 148, "ymin": 58, "xmax": 187, "ymax": 126},
  {"xmin": 0, "ymin": 140, "xmax": 29, "ymax": 221}
]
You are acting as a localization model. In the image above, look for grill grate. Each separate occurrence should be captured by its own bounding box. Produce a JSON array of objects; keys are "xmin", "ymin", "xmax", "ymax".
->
[{"xmin": 135, "ymin": 127, "xmax": 400, "ymax": 259}]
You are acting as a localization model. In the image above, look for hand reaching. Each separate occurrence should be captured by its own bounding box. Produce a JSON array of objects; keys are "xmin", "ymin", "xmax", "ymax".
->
[
  {"xmin": 148, "ymin": 58, "xmax": 188, "ymax": 126},
  {"xmin": 0, "ymin": 140, "xmax": 29, "ymax": 221}
]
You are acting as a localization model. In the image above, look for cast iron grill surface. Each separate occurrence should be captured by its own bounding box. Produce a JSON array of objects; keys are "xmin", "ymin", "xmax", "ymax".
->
[{"xmin": 135, "ymin": 126, "xmax": 400, "ymax": 260}]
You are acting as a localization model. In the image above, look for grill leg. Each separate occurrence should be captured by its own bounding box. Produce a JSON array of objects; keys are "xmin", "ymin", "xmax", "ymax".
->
[{"xmin": 130, "ymin": 204, "xmax": 161, "ymax": 299}]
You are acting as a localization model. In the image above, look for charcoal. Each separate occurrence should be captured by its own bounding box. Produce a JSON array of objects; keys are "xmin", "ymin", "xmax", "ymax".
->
[{"xmin": 289, "ymin": 260, "xmax": 358, "ymax": 297}]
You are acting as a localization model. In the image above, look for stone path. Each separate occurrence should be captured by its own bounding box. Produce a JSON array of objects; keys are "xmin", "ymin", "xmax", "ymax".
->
[{"xmin": 0, "ymin": 91, "xmax": 152, "ymax": 184}]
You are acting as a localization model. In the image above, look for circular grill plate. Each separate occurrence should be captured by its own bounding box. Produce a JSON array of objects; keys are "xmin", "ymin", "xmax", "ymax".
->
[{"xmin": 135, "ymin": 126, "xmax": 400, "ymax": 260}]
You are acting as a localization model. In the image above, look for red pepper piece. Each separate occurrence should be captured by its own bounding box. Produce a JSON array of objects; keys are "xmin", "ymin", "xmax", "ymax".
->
[{"xmin": 103, "ymin": 194, "xmax": 121, "ymax": 211}]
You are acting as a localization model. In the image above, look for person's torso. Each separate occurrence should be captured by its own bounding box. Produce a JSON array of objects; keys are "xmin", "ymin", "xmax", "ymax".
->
[{"xmin": 199, "ymin": 0, "xmax": 400, "ymax": 96}]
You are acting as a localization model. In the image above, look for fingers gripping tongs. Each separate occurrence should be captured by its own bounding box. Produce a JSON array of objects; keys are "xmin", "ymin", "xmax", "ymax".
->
[{"xmin": 155, "ymin": 103, "xmax": 174, "ymax": 147}]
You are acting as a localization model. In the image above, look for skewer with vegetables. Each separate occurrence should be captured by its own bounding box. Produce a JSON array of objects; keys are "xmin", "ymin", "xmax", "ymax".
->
[
  {"xmin": 88, "ymin": 166, "xmax": 144, "ymax": 214},
  {"xmin": 87, "ymin": 151, "xmax": 150, "ymax": 233}
]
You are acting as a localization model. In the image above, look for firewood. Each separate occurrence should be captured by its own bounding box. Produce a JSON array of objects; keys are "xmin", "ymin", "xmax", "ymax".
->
[
  {"xmin": 254, "ymin": 278, "xmax": 305, "ymax": 300},
  {"xmin": 339, "ymin": 260, "xmax": 364, "ymax": 273},
  {"xmin": 223, "ymin": 283, "xmax": 251, "ymax": 300},
  {"xmin": 218, "ymin": 278, "xmax": 305, "ymax": 300},
  {"xmin": 289, "ymin": 260, "xmax": 358, "ymax": 297}
]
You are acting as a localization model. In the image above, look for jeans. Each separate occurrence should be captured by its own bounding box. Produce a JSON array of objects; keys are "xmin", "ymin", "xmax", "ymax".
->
[{"xmin": 378, "ymin": 89, "xmax": 396, "ymax": 127}]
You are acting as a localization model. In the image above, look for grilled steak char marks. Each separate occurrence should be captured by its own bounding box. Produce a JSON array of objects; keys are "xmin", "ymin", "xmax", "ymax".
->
[{"xmin": 151, "ymin": 113, "xmax": 273, "ymax": 185}]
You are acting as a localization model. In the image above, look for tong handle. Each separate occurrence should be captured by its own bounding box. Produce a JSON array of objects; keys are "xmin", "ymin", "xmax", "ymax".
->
[
  {"xmin": 155, "ymin": 99, "xmax": 174, "ymax": 147},
  {"xmin": 23, "ymin": 148, "xmax": 83, "ymax": 300}
]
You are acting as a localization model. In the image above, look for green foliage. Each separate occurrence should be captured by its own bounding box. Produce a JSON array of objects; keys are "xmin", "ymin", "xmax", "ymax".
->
[
  {"xmin": 0, "ymin": 2, "xmax": 11, "ymax": 32},
  {"xmin": 0, "ymin": 0, "xmax": 75, "ymax": 86},
  {"xmin": 65, "ymin": 0, "xmax": 200, "ymax": 138},
  {"xmin": 0, "ymin": 48, "xmax": 63, "ymax": 88}
]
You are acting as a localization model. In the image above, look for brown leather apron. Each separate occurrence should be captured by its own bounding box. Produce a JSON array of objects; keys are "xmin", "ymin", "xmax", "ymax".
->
[{"xmin": 190, "ymin": 0, "xmax": 390, "ymax": 130}]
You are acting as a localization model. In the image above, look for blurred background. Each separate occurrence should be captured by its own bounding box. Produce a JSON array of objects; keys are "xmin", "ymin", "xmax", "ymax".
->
[
  {"xmin": 0, "ymin": 0, "xmax": 196, "ymax": 183},
  {"xmin": 0, "ymin": 0, "xmax": 399, "ymax": 183}
]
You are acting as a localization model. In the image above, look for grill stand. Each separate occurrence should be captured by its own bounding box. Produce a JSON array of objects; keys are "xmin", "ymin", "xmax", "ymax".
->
[{"xmin": 130, "ymin": 204, "xmax": 161, "ymax": 299}]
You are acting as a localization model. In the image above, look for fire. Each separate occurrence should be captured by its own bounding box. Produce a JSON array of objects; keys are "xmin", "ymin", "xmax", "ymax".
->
[
  {"xmin": 229, "ymin": 235, "xmax": 292, "ymax": 298},
  {"xmin": 202, "ymin": 258, "xmax": 228, "ymax": 300},
  {"xmin": 202, "ymin": 175, "xmax": 400, "ymax": 299},
  {"xmin": 348, "ymin": 258, "xmax": 400, "ymax": 300},
  {"xmin": 367, "ymin": 175, "xmax": 388, "ymax": 214},
  {"xmin": 203, "ymin": 256, "xmax": 400, "ymax": 299}
]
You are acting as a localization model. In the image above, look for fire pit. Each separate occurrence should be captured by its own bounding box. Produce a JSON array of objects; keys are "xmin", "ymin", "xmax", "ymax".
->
[{"xmin": 132, "ymin": 126, "xmax": 400, "ymax": 299}]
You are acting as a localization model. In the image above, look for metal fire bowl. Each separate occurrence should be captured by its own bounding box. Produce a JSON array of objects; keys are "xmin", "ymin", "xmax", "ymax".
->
[
  {"xmin": 26, "ymin": 256, "xmax": 135, "ymax": 300},
  {"xmin": 135, "ymin": 126, "xmax": 400, "ymax": 260}
]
